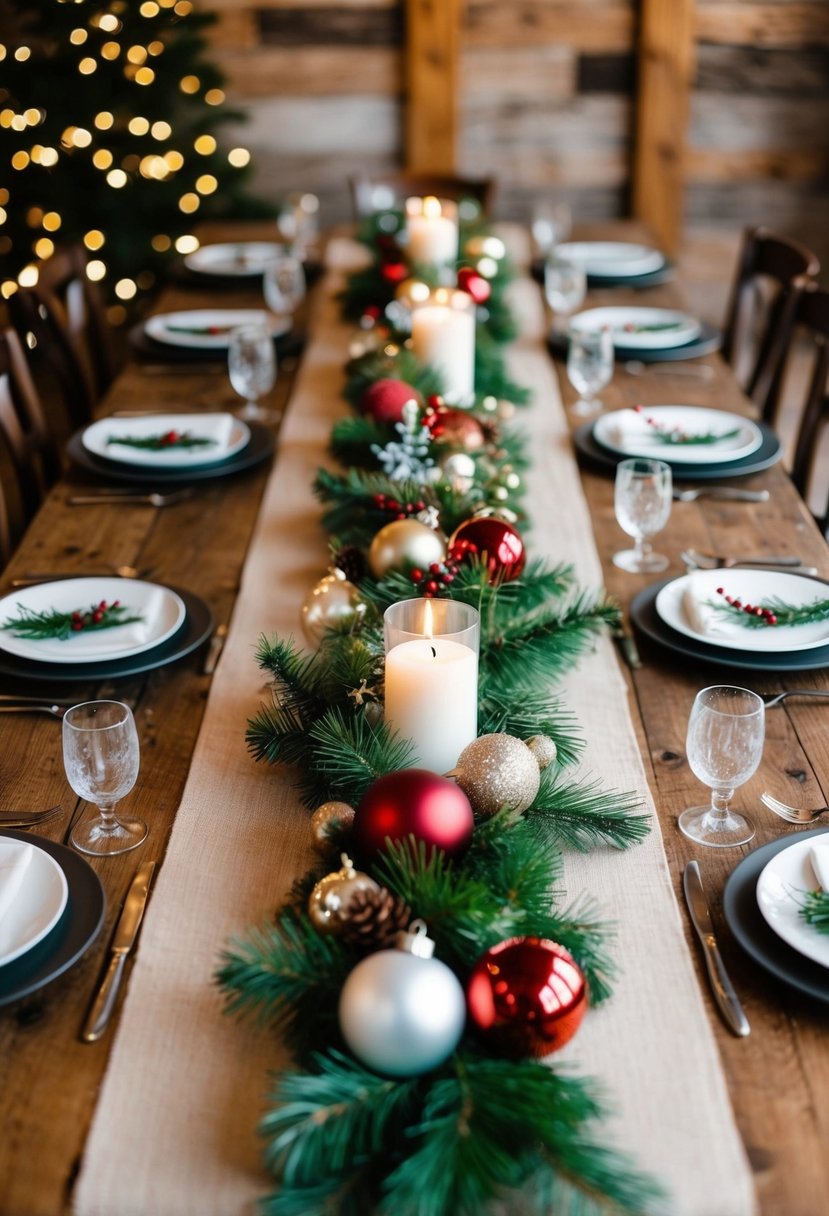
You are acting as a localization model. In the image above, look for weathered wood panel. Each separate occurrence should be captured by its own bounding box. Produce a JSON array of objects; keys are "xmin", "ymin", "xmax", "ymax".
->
[
  {"xmin": 256, "ymin": 3, "xmax": 401, "ymax": 43},
  {"xmin": 405, "ymin": 0, "xmax": 461, "ymax": 173},
  {"xmin": 463, "ymin": 0, "xmax": 635, "ymax": 52},
  {"xmin": 461, "ymin": 47, "xmax": 576, "ymax": 101},
  {"xmin": 217, "ymin": 47, "xmax": 400, "ymax": 97},
  {"xmin": 695, "ymin": 2, "xmax": 829, "ymax": 47},
  {"xmin": 695, "ymin": 44, "xmax": 829, "ymax": 95}
]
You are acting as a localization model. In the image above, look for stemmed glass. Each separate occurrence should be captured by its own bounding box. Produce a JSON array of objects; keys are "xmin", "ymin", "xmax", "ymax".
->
[
  {"xmin": 613, "ymin": 457, "xmax": 672, "ymax": 572},
  {"xmin": 680, "ymin": 686, "xmax": 765, "ymax": 847},
  {"xmin": 63, "ymin": 700, "xmax": 144, "ymax": 856},
  {"xmin": 566, "ymin": 327, "xmax": 614, "ymax": 415},
  {"xmin": 263, "ymin": 251, "xmax": 306, "ymax": 325},
  {"xmin": 531, "ymin": 201, "xmax": 572, "ymax": 259},
  {"xmin": 544, "ymin": 255, "xmax": 586, "ymax": 334},
  {"xmin": 227, "ymin": 321, "xmax": 278, "ymax": 423}
]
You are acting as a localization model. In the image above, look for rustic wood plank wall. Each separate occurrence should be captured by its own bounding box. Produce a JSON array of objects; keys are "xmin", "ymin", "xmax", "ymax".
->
[{"xmin": 208, "ymin": 0, "xmax": 829, "ymax": 270}]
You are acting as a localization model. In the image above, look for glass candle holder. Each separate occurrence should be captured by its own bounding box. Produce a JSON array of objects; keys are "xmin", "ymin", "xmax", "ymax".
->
[
  {"xmin": 384, "ymin": 598, "xmax": 480, "ymax": 775},
  {"xmin": 410, "ymin": 287, "xmax": 476, "ymax": 406},
  {"xmin": 405, "ymin": 195, "xmax": 459, "ymax": 273}
]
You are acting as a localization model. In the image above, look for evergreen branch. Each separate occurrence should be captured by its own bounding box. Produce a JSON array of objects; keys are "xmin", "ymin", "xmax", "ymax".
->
[
  {"xmin": 478, "ymin": 689, "xmax": 584, "ymax": 768},
  {"xmin": 0, "ymin": 600, "xmax": 142, "ymax": 640},
  {"xmin": 304, "ymin": 708, "xmax": 418, "ymax": 808},
  {"xmin": 106, "ymin": 430, "xmax": 217, "ymax": 450},
  {"xmin": 527, "ymin": 770, "xmax": 651, "ymax": 852},
  {"xmin": 706, "ymin": 588, "xmax": 829, "ymax": 629},
  {"xmin": 801, "ymin": 889, "xmax": 829, "ymax": 933}
]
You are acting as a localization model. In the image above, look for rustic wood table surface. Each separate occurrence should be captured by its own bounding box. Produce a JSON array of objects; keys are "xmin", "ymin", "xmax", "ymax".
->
[{"xmin": 0, "ymin": 220, "xmax": 827, "ymax": 1216}]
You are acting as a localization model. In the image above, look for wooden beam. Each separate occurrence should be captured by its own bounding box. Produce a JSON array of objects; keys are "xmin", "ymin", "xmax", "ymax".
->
[
  {"xmin": 632, "ymin": 0, "xmax": 696, "ymax": 257},
  {"xmin": 405, "ymin": 0, "xmax": 462, "ymax": 173}
]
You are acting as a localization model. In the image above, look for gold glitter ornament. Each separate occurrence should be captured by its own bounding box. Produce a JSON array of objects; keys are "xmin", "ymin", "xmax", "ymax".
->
[
  {"xmin": 310, "ymin": 801, "xmax": 356, "ymax": 852},
  {"xmin": 308, "ymin": 853, "xmax": 380, "ymax": 935},
  {"xmin": 525, "ymin": 734, "xmax": 558, "ymax": 770},
  {"xmin": 368, "ymin": 518, "xmax": 446, "ymax": 580},
  {"xmin": 450, "ymin": 733, "xmax": 541, "ymax": 817},
  {"xmin": 301, "ymin": 569, "xmax": 366, "ymax": 647}
]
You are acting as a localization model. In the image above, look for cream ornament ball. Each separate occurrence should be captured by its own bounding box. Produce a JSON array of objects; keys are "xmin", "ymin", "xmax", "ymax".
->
[
  {"xmin": 451, "ymin": 732, "xmax": 542, "ymax": 817},
  {"xmin": 301, "ymin": 569, "xmax": 366, "ymax": 647},
  {"xmin": 368, "ymin": 518, "xmax": 446, "ymax": 580}
]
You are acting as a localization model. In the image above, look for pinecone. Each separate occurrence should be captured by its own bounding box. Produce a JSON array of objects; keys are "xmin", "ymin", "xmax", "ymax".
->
[
  {"xmin": 332, "ymin": 544, "xmax": 367, "ymax": 585},
  {"xmin": 339, "ymin": 885, "xmax": 412, "ymax": 951}
]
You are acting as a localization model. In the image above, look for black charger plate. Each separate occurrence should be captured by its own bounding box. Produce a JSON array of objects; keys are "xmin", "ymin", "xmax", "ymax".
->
[
  {"xmin": 66, "ymin": 421, "xmax": 274, "ymax": 485},
  {"xmin": 0, "ymin": 830, "xmax": 106, "ymax": 1007},
  {"xmin": 531, "ymin": 257, "xmax": 675, "ymax": 290},
  {"xmin": 128, "ymin": 322, "xmax": 304, "ymax": 364},
  {"xmin": 723, "ymin": 827, "xmax": 829, "ymax": 1005},
  {"xmin": 572, "ymin": 420, "xmax": 782, "ymax": 482},
  {"xmin": 629, "ymin": 578, "xmax": 829, "ymax": 673},
  {"xmin": 548, "ymin": 320, "xmax": 721, "ymax": 363},
  {"xmin": 0, "ymin": 586, "xmax": 212, "ymax": 683}
]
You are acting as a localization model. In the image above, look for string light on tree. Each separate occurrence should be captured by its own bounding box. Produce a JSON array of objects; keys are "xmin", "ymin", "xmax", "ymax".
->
[{"xmin": 0, "ymin": 0, "xmax": 270, "ymax": 312}]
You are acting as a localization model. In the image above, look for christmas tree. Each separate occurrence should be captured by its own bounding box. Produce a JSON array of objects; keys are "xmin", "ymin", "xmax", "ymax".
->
[{"xmin": 0, "ymin": 0, "xmax": 272, "ymax": 319}]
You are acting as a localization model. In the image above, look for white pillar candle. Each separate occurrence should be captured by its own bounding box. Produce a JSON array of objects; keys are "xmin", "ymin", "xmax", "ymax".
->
[
  {"xmin": 405, "ymin": 196, "xmax": 459, "ymax": 271},
  {"xmin": 384, "ymin": 637, "xmax": 478, "ymax": 774},
  {"xmin": 410, "ymin": 289, "xmax": 475, "ymax": 405}
]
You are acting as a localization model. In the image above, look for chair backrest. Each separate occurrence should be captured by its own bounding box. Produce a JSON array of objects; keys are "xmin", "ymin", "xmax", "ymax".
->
[
  {"xmin": 350, "ymin": 172, "xmax": 496, "ymax": 219},
  {"xmin": 721, "ymin": 225, "xmax": 820, "ymax": 420},
  {"xmin": 7, "ymin": 245, "xmax": 117, "ymax": 430},
  {"xmin": 779, "ymin": 283, "xmax": 829, "ymax": 537},
  {"xmin": 0, "ymin": 327, "xmax": 59, "ymax": 565}
]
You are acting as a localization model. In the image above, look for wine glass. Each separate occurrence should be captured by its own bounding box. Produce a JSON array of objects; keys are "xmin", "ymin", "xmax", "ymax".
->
[
  {"xmin": 531, "ymin": 201, "xmax": 572, "ymax": 259},
  {"xmin": 544, "ymin": 255, "xmax": 586, "ymax": 334},
  {"xmin": 566, "ymin": 327, "xmax": 614, "ymax": 416},
  {"xmin": 680, "ymin": 686, "xmax": 765, "ymax": 847},
  {"xmin": 63, "ymin": 700, "xmax": 144, "ymax": 856},
  {"xmin": 263, "ymin": 251, "xmax": 306, "ymax": 323},
  {"xmin": 613, "ymin": 457, "xmax": 672, "ymax": 573},
  {"xmin": 227, "ymin": 321, "xmax": 278, "ymax": 423}
]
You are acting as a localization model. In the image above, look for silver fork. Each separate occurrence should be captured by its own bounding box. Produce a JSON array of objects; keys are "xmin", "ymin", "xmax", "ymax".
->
[
  {"xmin": 673, "ymin": 487, "xmax": 770, "ymax": 503},
  {"xmin": 67, "ymin": 489, "xmax": 193, "ymax": 508},
  {"xmin": 0, "ymin": 804, "xmax": 63, "ymax": 828},
  {"xmin": 763, "ymin": 689, "xmax": 829, "ymax": 709},
  {"xmin": 0, "ymin": 704, "xmax": 67, "ymax": 719},
  {"xmin": 761, "ymin": 792, "xmax": 829, "ymax": 824},
  {"xmin": 681, "ymin": 548, "xmax": 803, "ymax": 570}
]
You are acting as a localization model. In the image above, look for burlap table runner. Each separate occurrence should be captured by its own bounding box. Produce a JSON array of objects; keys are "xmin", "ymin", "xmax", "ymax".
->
[{"xmin": 75, "ymin": 241, "xmax": 756, "ymax": 1216}]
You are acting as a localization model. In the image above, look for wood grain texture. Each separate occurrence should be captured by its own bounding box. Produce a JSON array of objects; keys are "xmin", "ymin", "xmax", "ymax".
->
[
  {"xmin": 632, "ymin": 0, "xmax": 696, "ymax": 258},
  {"xmin": 695, "ymin": 1, "xmax": 829, "ymax": 47},
  {"xmin": 217, "ymin": 46, "xmax": 401, "ymax": 97},
  {"xmin": 463, "ymin": 0, "xmax": 635, "ymax": 51},
  {"xmin": 405, "ymin": 0, "xmax": 461, "ymax": 172}
]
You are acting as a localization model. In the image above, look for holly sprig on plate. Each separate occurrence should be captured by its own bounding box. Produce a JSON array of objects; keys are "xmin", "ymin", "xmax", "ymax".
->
[
  {"xmin": 707, "ymin": 586, "xmax": 829, "ymax": 629},
  {"xmin": 800, "ymin": 890, "xmax": 829, "ymax": 934},
  {"xmin": 107, "ymin": 429, "xmax": 216, "ymax": 451},
  {"xmin": 633, "ymin": 406, "xmax": 740, "ymax": 446},
  {"xmin": 1, "ymin": 600, "xmax": 142, "ymax": 640}
]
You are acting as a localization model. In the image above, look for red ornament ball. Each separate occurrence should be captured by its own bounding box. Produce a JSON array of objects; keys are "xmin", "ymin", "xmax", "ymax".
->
[
  {"xmin": 426, "ymin": 407, "xmax": 486, "ymax": 451},
  {"xmin": 354, "ymin": 769, "xmax": 474, "ymax": 861},
  {"xmin": 362, "ymin": 378, "xmax": 421, "ymax": 425},
  {"xmin": 449, "ymin": 516, "xmax": 526, "ymax": 583},
  {"xmin": 467, "ymin": 937, "xmax": 587, "ymax": 1058},
  {"xmin": 457, "ymin": 266, "xmax": 492, "ymax": 304},
  {"xmin": 380, "ymin": 261, "xmax": 409, "ymax": 284}
]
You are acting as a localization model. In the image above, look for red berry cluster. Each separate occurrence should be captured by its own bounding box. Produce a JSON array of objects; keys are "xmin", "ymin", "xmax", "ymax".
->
[
  {"xmin": 71, "ymin": 599, "xmax": 121, "ymax": 632},
  {"xmin": 372, "ymin": 494, "xmax": 427, "ymax": 521},
  {"xmin": 409, "ymin": 538, "xmax": 478, "ymax": 598},
  {"xmin": 161, "ymin": 430, "xmax": 181, "ymax": 446},
  {"xmin": 715, "ymin": 587, "xmax": 778, "ymax": 625}
]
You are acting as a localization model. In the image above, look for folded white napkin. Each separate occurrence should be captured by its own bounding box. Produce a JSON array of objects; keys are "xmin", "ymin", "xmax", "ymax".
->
[
  {"xmin": 104, "ymin": 413, "xmax": 237, "ymax": 452},
  {"xmin": 810, "ymin": 844, "xmax": 829, "ymax": 891},
  {"xmin": 682, "ymin": 584, "xmax": 735, "ymax": 638},
  {"xmin": 0, "ymin": 840, "xmax": 34, "ymax": 944},
  {"xmin": 604, "ymin": 409, "xmax": 653, "ymax": 448},
  {"xmin": 64, "ymin": 585, "xmax": 166, "ymax": 655}
]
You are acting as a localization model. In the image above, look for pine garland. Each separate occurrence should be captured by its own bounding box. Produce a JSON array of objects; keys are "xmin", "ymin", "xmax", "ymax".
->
[{"xmin": 220, "ymin": 212, "xmax": 662, "ymax": 1215}]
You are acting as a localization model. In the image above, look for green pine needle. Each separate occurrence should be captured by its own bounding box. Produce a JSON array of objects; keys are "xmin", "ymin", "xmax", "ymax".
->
[
  {"xmin": 527, "ymin": 770, "xmax": 651, "ymax": 852},
  {"xmin": 801, "ymin": 889, "xmax": 829, "ymax": 932}
]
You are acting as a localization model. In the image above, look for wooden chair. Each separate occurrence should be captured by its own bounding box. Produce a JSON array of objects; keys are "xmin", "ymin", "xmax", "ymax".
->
[
  {"xmin": 7, "ymin": 244, "xmax": 118, "ymax": 430},
  {"xmin": 771, "ymin": 283, "xmax": 829, "ymax": 538},
  {"xmin": 0, "ymin": 327, "xmax": 61, "ymax": 565},
  {"xmin": 720, "ymin": 225, "xmax": 820, "ymax": 421},
  {"xmin": 350, "ymin": 172, "xmax": 496, "ymax": 218}
]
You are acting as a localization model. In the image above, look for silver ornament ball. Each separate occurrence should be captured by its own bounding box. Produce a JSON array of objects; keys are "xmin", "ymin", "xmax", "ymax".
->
[
  {"xmin": 525, "ymin": 734, "xmax": 558, "ymax": 771},
  {"xmin": 452, "ymin": 732, "xmax": 541, "ymax": 817},
  {"xmin": 338, "ymin": 927, "xmax": 465, "ymax": 1075},
  {"xmin": 368, "ymin": 519, "xmax": 446, "ymax": 580},
  {"xmin": 308, "ymin": 854, "xmax": 379, "ymax": 935},
  {"xmin": 301, "ymin": 570, "xmax": 366, "ymax": 647}
]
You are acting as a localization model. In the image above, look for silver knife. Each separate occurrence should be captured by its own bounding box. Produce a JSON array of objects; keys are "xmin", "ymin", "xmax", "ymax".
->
[
  {"xmin": 202, "ymin": 623, "xmax": 228, "ymax": 675},
  {"xmin": 81, "ymin": 860, "xmax": 155, "ymax": 1043},
  {"xmin": 683, "ymin": 860, "xmax": 750, "ymax": 1037},
  {"xmin": 611, "ymin": 621, "xmax": 642, "ymax": 669}
]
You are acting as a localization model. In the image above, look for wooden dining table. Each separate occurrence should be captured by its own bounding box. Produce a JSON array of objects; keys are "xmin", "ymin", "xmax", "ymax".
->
[{"xmin": 0, "ymin": 218, "xmax": 827, "ymax": 1216}]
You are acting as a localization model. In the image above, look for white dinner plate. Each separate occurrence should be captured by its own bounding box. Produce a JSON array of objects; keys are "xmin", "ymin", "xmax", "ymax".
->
[
  {"xmin": 144, "ymin": 310, "xmax": 289, "ymax": 351},
  {"xmin": 556, "ymin": 241, "xmax": 665, "ymax": 278},
  {"xmin": 0, "ymin": 840, "xmax": 68, "ymax": 968},
  {"xmin": 756, "ymin": 835, "xmax": 829, "ymax": 970},
  {"xmin": 0, "ymin": 578, "xmax": 186, "ymax": 664},
  {"xmin": 81, "ymin": 413, "xmax": 250, "ymax": 469},
  {"xmin": 593, "ymin": 406, "xmax": 763, "ymax": 465},
  {"xmin": 184, "ymin": 241, "xmax": 284, "ymax": 278},
  {"xmin": 569, "ymin": 306, "xmax": 701, "ymax": 351},
  {"xmin": 655, "ymin": 569, "xmax": 829, "ymax": 654}
]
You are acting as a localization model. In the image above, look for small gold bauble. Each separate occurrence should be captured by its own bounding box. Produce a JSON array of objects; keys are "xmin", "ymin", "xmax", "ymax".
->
[
  {"xmin": 308, "ymin": 853, "xmax": 380, "ymax": 935},
  {"xmin": 441, "ymin": 452, "xmax": 476, "ymax": 493},
  {"xmin": 525, "ymin": 734, "xmax": 558, "ymax": 771},
  {"xmin": 451, "ymin": 733, "xmax": 541, "ymax": 817},
  {"xmin": 310, "ymin": 801, "xmax": 356, "ymax": 852},
  {"xmin": 368, "ymin": 518, "xmax": 446, "ymax": 580},
  {"xmin": 301, "ymin": 569, "xmax": 366, "ymax": 647}
]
